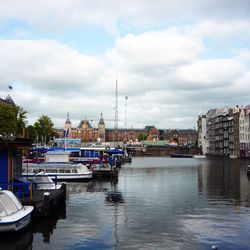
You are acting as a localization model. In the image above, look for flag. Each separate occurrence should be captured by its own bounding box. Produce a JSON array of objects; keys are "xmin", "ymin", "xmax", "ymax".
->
[
  {"xmin": 64, "ymin": 128, "xmax": 70, "ymax": 137},
  {"xmin": 8, "ymin": 85, "xmax": 13, "ymax": 90}
]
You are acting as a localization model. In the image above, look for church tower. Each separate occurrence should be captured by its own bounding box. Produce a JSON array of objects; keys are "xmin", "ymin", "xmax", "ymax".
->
[
  {"xmin": 64, "ymin": 112, "xmax": 72, "ymax": 137},
  {"xmin": 98, "ymin": 113, "xmax": 105, "ymax": 142}
]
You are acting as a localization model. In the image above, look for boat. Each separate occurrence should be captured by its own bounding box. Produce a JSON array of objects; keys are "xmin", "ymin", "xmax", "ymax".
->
[
  {"xmin": 170, "ymin": 153, "xmax": 193, "ymax": 158},
  {"xmin": 229, "ymin": 155, "xmax": 238, "ymax": 159},
  {"xmin": 0, "ymin": 189, "xmax": 33, "ymax": 232},
  {"xmin": 22, "ymin": 163, "xmax": 92, "ymax": 181},
  {"xmin": 193, "ymin": 154, "xmax": 206, "ymax": 159},
  {"xmin": 88, "ymin": 160, "xmax": 118, "ymax": 179},
  {"xmin": 22, "ymin": 151, "xmax": 92, "ymax": 181}
]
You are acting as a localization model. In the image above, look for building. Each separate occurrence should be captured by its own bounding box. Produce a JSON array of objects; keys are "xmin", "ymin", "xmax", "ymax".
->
[
  {"xmin": 54, "ymin": 114, "xmax": 197, "ymax": 147},
  {"xmin": 233, "ymin": 106, "xmax": 240, "ymax": 157},
  {"xmin": 162, "ymin": 129, "xmax": 197, "ymax": 146},
  {"xmin": 197, "ymin": 114, "xmax": 209, "ymax": 154},
  {"xmin": 198, "ymin": 105, "xmax": 250, "ymax": 158}
]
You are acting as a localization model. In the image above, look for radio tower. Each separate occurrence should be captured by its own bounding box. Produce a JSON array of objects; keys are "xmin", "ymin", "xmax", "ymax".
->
[
  {"xmin": 114, "ymin": 74, "xmax": 118, "ymax": 147},
  {"xmin": 125, "ymin": 96, "xmax": 128, "ymax": 128}
]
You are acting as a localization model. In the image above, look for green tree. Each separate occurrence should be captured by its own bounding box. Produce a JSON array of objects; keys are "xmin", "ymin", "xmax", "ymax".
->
[
  {"xmin": 16, "ymin": 106, "xmax": 28, "ymax": 137},
  {"xmin": 137, "ymin": 133, "xmax": 147, "ymax": 142},
  {"xmin": 34, "ymin": 115, "xmax": 55, "ymax": 144},
  {"xmin": 0, "ymin": 102, "xmax": 18, "ymax": 137},
  {"xmin": 26, "ymin": 125, "xmax": 37, "ymax": 143}
]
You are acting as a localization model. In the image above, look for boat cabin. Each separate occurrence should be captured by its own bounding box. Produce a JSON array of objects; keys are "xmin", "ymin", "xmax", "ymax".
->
[{"xmin": 0, "ymin": 137, "xmax": 32, "ymax": 191}]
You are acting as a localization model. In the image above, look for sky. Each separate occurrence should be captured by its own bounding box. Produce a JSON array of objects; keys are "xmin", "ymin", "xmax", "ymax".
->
[{"xmin": 1, "ymin": 0, "xmax": 250, "ymax": 130}]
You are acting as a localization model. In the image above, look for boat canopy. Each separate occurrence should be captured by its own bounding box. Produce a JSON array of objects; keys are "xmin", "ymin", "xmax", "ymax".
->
[
  {"xmin": 107, "ymin": 149, "xmax": 124, "ymax": 154},
  {"xmin": 0, "ymin": 190, "xmax": 22, "ymax": 217}
]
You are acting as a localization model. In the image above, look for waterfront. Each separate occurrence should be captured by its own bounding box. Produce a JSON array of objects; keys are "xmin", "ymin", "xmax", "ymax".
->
[{"xmin": 2, "ymin": 157, "xmax": 250, "ymax": 250}]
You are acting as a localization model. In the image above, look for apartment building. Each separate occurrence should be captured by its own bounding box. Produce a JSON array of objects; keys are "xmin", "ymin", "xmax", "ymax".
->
[{"xmin": 198, "ymin": 105, "xmax": 250, "ymax": 157}]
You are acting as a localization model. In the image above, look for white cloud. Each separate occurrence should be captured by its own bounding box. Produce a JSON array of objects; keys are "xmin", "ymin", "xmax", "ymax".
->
[
  {"xmin": 0, "ymin": 40, "xmax": 105, "ymax": 95},
  {"xmin": 1, "ymin": 1, "xmax": 250, "ymax": 129}
]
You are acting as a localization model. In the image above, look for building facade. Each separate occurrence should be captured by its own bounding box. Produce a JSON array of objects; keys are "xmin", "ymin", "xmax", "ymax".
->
[
  {"xmin": 54, "ymin": 114, "xmax": 197, "ymax": 147},
  {"xmin": 198, "ymin": 105, "xmax": 250, "ymax": 157}
]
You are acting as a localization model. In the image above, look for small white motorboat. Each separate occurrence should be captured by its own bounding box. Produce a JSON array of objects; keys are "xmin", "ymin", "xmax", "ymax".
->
[
  {"xmin": 0, "ymin": 189, "xmax": 33, "ymax": 232},
  {"xmin": 193, "ymin": 154, "xmax": 206, "ymax": 159}
]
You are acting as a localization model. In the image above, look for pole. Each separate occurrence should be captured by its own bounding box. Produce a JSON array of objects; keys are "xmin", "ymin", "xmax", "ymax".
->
[{"xmin": 114, "ymin": 74, "xmax": 118, "ymax": 147}]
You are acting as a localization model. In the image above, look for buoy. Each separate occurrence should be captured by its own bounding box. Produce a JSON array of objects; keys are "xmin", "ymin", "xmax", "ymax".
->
[{"xmin": 212, "ymin": 245, "xmax": 218, "ymax": 250}]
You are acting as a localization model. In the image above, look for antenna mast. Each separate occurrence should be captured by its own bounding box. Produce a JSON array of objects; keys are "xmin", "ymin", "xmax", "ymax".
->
[
  {"xmin": 125, "ymin": 96, "xmax": 128, "ymax": 128},
  {"xmin": 114, "ymin": 74, "xmax": 118, "ymax": 147}
]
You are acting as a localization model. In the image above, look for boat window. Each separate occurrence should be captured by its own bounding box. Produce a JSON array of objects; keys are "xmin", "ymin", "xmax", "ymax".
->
[
  {"xmin": 59, "ymin": 169, "xmax": 64, "ymax": 173},
  {"xmin": 0, "ymin": 202, "xmax": 7, "ymax": 217},
  {"xmin": 72, "ymin": 169, "xmax": 77, "ymax": 173},
  {"xmin": 65, "ymin": 170, "xmax": 70, "ymax": 173},
  {"xmin": 0, "ymin": 193, "xmax": 19, "ymax": 215}
]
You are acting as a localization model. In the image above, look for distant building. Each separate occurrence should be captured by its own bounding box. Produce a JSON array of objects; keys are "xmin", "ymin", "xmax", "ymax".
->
[
  {"xmin": 197, "ymin": 114, "xmax": 209, "ymax": 154},
  {"xmin": 197, "ymin": 104, "xmax": 250, "ymax": 157},
  {"xmin": 54, "ymin": 114, "xmax": 197, "ymax": 147}
]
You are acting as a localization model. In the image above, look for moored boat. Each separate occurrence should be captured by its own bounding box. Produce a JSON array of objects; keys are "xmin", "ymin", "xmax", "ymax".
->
[
  {"xmin": 0, "ymin": 189, "xmax": 33, "ymax": 232},
  {"xmin": 193, "ymin": 154, "xmax": 206, "ymax": 159},
  {"xmin": 229, "ymin": 155, "xmax": 238, "ymax": 159},
  {"xmin": 170, "ymin": 153, "xmax": 193, "ymax": 158},
  {"xmin": 22, "ymin": 151, "xmax": 92, "ymax": 181},
  {"xmin": 88, "ymin": 160, "xmax": 118, "ymax": 179},
  {"xmin": 22, "ymin": 163, "xmax": 92, "ymax": 181}
]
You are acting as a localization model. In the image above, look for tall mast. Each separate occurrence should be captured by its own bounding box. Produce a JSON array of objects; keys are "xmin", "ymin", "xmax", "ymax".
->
[
  {"xmin": 125, "ymin": 96, "xmax": 128, "ymax": 128},
  {"xmin": 114, "ymin": 74, "xmax": 118, "ymax": 147}
]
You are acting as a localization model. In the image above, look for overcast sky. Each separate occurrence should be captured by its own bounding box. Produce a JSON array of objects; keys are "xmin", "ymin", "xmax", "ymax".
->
[{"xmin": 0, "ymin": 0, "xmax": 250, "ymax": 130}]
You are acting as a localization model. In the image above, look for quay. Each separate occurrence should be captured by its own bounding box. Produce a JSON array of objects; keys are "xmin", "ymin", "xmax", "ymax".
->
[{"xmin": 127, "ymin": 145, "xmax": 202, "ymax": 157}]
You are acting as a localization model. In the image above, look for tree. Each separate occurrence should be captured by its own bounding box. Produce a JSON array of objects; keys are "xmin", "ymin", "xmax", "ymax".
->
[
  {"xmin": 137, "ymin": 133, "xmax": 147, "ymax": 142},
  {"xmin": 26, "ymin": 125, "xmax": 37, "ymax": 143},
  {"xmin": 34, "ymin": 115, "xmax": 55, "ymax": 144},
  {"xmin": 16, "ymin": 106, "xmax": 28, "ymax": 137},
  {"xmin": 0, "ymin": 102, "xmax": 18, "ymax": 137}
]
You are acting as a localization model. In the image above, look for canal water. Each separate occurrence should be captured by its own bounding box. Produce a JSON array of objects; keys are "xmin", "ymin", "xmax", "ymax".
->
[{"xmin": 1, "ymin": 157, "xmax": 250, "ymax": 250}]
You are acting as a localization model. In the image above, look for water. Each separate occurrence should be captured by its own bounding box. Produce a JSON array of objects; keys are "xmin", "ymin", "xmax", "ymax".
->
[{"xmin": 1, "ymin": 157, "xmax": 250, "ymax": 250}]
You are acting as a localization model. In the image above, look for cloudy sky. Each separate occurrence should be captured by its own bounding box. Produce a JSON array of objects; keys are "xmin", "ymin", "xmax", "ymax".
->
[{"xmin": 0, "ymin": 0, "xmax": 250, "ymax": 130}]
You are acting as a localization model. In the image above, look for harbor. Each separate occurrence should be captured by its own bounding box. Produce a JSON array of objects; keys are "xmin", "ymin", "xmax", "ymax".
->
[{"xmin": 1, "ymin": 157, "xmax": 250, "ymax": 249}]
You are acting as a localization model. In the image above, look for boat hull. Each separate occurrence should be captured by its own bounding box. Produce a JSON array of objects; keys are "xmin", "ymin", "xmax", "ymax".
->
[
  {"xmin": 170, "ymin": 154, "xmax": 193, "ymax": 158},
  {"xmin": 22, "ymin": 173, "xmax": 93, "ymax": 181},
  {"xmin": 22, "ymin": 162, "xmax": 93, "ymax": 182},
  {"xmin": 0, "ymin": 207, "xmax": 33, "ymax": 232},
  {"xmin": 193, "ymin": 155, "xmax": 206, "ymax": 159}
]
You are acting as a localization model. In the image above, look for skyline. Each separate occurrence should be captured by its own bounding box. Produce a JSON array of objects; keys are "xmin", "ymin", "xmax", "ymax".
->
[{"xmin": 0, "ymin": 1, "xmax": 250, "ymax": 129}]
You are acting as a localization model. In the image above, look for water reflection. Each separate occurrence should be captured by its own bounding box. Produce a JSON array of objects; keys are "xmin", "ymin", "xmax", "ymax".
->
[
  {"xmin": 31, "ymin": 201, "xmax": 66, "ymax": 243},
  {"xmin": 0, "ymin": 227, "xmax": 33, "ymax": 250},
  {"xmin": 198, "ymin": 158, "xmax": 250, "ymax": 207},
  {"xmin": 8, "ymin": 157, "xmax": 250, "ymax": 249}
]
